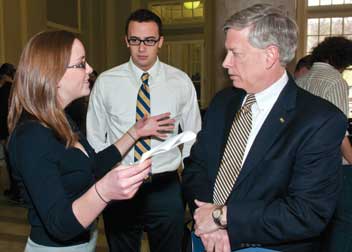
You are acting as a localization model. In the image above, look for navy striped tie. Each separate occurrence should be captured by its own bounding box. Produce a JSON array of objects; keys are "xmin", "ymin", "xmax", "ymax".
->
[
  {"xmin": 213, "ymin": 94, "xmax": 256, "ymax": 205},
  {"xmin": 134, "ymin": 72, "xmax": 151, "ymax": 162}
]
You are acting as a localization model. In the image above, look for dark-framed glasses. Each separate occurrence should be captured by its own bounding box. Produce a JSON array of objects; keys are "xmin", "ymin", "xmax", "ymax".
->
[
  {"xmin": 127, "ymin": 37, "xmax": 160, "ymax": 46},
  {"xmin": 67, "ymin": 61, "xmax": 86, "ymax": 69}
]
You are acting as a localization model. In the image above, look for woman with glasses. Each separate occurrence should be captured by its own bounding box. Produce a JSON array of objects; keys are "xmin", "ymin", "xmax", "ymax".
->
[{"xmin": 7, "ymin": 30, "xmax": 174, "ymax": 252}]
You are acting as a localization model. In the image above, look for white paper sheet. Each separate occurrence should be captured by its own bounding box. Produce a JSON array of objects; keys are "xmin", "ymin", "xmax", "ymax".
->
[{"xmin": 138, "ymin": 131, "xmax": 196, "ymax": 163}]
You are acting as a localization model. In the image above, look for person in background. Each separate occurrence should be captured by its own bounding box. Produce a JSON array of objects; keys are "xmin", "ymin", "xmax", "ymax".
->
[
  {"xmin": 0, "ymin": 62, "xmax": 22, "ymax": 203},
  {"xmin": 89, "ymin": 70, "xmax": 98, "ymax": 89},
  {"xmin": 65, "ymin": 98, "xmax": 88, "ymax": 135},
  {"xmin": 182, "ymin": 4, "xmax": 346, "ymax": 252},
  {"xmin": 66, "ymin": 70, "xmax": 99, "ymax": 135},
  {"xmin": 7, "ymin": 30, "xmax": 174, "ymax": 252},
  {"xmin": 294, "ymin": 55, "xmax": 312, "ymax": 79},
  {"xmin": 87, "ymin": 8, "xmax": 201, "ymax": 252},
  {"xmin": 297, "ymin": 36, "xmax": 352, "ymax": 164}
]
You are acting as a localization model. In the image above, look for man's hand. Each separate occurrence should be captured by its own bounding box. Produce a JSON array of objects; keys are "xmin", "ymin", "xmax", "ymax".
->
[
  {"xmin": 200, "ymin": 229, "xmax": 231, "ymax": 252},
  {"xmin": 194, "ymin": 199, "xmax": 219, "ymax": 236}
]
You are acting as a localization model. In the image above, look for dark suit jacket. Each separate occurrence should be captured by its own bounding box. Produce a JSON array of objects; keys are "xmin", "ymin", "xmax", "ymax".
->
[{"xmin": 182, "ymin": 76, "xmax": 347, "ymax": 252}]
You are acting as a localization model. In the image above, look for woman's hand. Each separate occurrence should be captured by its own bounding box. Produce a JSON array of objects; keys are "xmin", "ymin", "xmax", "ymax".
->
[
  {"xmin": 113, "ymin": 113, "xmax": 174, "ymax": 156},
  {"xmin": 132, "ymin": 112, "xmax": 175, "ymax": 139},
  {"xmin": 96, "ymin": 159, "xmax": 152, "ymax": 202}
]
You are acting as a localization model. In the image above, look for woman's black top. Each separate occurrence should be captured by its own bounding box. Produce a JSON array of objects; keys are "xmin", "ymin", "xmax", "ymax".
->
[{"xmin": 8, "ymin": 117, "xmax": 121, "ymax": 247}]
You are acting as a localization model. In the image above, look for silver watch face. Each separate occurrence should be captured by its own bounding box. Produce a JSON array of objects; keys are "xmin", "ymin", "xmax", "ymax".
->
[{"xmin": 213, "ymin": 208, "xmax": 221, "ymax": 219}]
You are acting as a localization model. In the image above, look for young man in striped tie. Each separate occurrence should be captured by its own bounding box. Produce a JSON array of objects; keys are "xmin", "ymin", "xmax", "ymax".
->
[{"xmin": 86, "ymin": 9, "xmax": 201, "ymax": 252}]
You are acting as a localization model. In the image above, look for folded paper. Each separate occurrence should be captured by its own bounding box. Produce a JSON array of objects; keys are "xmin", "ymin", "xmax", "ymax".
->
[{"xmin": 139, "ymin": 131, "xmax": 196, "ymax": 163}]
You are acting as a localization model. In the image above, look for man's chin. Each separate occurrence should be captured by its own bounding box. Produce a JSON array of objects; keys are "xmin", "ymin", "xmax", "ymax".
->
[{"xmin": 231, "ymin": 80, "xmax": 242, "ymax": 88}]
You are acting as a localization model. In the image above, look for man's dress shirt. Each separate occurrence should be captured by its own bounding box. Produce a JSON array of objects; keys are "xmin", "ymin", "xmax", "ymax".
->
[{"xmin": 87, "ymin": 58, "xmax": 201, "ymax": 174}]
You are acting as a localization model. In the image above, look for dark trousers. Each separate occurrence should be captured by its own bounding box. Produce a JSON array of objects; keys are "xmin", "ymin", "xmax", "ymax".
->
[
  {"xmin": 103, "ymin": 171, "xmax": 184, "ymax": 252},
  {"xmin": 322, "ymin": 165, "xmax": 352, "ymax": 252},
  {"xmin": 2, "ymin": 142, "xmax": 19, "ymax": 196}
]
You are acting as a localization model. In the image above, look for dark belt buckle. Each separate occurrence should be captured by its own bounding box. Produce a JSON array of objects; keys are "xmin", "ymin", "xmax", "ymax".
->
[{"xmin": 144, "ymin": 172, "xmax": 152, "ymax": 184}]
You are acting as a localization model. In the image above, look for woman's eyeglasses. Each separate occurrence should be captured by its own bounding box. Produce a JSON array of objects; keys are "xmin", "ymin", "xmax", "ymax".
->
[{"xmin": 67, "ymin": 61, "xmax": 86, "ymax": 69}]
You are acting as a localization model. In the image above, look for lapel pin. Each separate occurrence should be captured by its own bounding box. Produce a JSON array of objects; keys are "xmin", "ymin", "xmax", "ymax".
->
[{"xmin": 280, "ymin": 117, "xmax": 285, "ymax": 123}]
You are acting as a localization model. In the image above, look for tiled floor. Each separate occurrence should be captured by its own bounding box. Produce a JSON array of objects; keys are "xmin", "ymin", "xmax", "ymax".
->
[
  {"xmin": 0, "ymin": 158, "xmax": 30, "ymax": 252},
  {"xmin": 0, "ymin": 160, "xmax": 150, "ymax": 252}
]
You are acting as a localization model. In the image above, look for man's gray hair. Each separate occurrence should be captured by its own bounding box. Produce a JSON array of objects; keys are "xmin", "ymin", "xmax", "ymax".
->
[{"xmin": 224, "ymin": 4, "xmax": 298, "ymax": 66}]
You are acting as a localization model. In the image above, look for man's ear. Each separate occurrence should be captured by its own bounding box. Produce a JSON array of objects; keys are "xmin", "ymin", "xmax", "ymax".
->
[
  {"xmin": 265, "ymin": 45, "xmax": 279, "ymax": 69},
  {"xmin": 125, "ymin": 36, "xmax": 130, "ymax": 48},
  {"xmin": 158, "ymin": 36, "xmax": 164, "ymax": 49}
]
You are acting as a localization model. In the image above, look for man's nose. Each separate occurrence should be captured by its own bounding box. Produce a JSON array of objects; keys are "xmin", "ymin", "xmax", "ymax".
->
[
  {"xmin": 138, "ymin": 42, "xmax": 147, "ymax": 51},
  {"xmin": 222, "ymin": 52, "xmax": 232, "ymax": 68}
]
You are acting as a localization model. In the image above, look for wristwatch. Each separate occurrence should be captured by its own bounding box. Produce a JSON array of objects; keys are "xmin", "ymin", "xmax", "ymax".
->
[{"xmin": 212, "ymin": 205, "xmax": 227, "ymax": 229}]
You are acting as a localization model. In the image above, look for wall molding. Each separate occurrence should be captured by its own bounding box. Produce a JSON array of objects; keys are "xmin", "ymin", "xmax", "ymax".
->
[
  {"xmin": 20, "ymin": 0, "xmax": 28, "ymax": 47},
  {"xmin": 47, "ymin": 0, "xmax": 81, "ymax": 33},
  {"xmin": 0, "ymin": 0, "xmax": 5, "ymax": 63}
]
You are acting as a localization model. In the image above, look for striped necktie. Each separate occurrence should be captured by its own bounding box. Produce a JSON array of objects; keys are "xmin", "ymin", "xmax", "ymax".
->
[
  {"xmin": 134, "ymin": 72, "xmax": 151, "ymax": 162},
  {"xmin": 213, "ymin": 94, "xmax": 256, "ymax": 205}
]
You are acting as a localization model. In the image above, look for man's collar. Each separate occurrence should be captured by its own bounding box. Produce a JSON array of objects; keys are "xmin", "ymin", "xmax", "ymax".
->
[
  {"xmin": 253, "ymin": 71, "xmax": 288, "ymax": 111},
  {"xmin": 129, "ymin": 57, "xmax": 161, "ymax": 84}
]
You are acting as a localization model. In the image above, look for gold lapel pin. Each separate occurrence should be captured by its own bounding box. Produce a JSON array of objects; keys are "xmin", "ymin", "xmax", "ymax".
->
[{"xmin": 280, "ymin": 117, "xmax": 285, "ymax": 123}]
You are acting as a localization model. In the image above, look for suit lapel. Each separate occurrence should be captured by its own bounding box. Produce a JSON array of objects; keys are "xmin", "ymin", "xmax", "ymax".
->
[
  {"xmin": 231, "ymin": 78, "xmax": 298, "ymax": 192},
  {"xmin": 221, "ymin": 91, "xmax": 246, "ymax": 155},
  {"xmin": 210, "ymin": 89, "xmax": 246, "ymax": 181}
]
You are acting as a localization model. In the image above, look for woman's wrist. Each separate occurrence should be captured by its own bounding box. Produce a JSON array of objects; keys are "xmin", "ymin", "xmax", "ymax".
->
[
  {"xmin": 94, "ymin": 181, "xmax": 109, "ymax": 204},
  {"xmin": 126, "ymin": 130, "xmax": 137, "ymax": 142},
  {"xmin": 128, "ymin": 126, "xmax": 139, "ymax": 140}
]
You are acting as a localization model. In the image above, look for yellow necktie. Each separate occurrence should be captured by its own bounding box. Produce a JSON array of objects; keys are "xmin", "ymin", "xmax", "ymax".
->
[{"xmin": 134, "ymin": 73, "xmax": 151, "ymax": 162}]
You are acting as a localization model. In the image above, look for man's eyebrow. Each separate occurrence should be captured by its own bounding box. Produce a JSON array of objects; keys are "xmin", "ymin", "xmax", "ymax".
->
[
  {"xmin": 229, "ymin": 48, "xmax": 242, "ymax": 53},
  {"xmin": 128, "ymin": 36, "xmax": 158, "ymax": 39}
]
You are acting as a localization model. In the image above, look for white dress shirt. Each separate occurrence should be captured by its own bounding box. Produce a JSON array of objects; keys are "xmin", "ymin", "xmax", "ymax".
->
[
  {"xmin": 87, "ymin": 58, "xmax": 202, "ymax": 174},
  {"xmin": 242, "ymin": 71, "xmax": 288, "ymax": 164}
]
